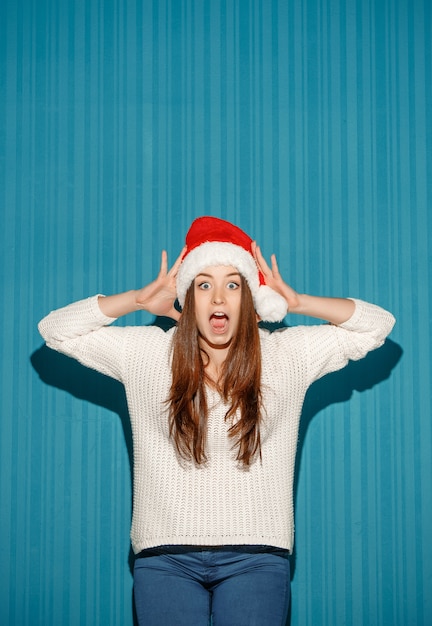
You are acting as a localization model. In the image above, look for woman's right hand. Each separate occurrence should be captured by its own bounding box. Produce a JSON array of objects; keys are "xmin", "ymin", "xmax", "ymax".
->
[
  {"xmin": 98, "ymin": 247, "xmax": 186, "ymax": 320},
  {"xmin": 134, "ymin": 247, "xmax": 186, "ymax": 320}
]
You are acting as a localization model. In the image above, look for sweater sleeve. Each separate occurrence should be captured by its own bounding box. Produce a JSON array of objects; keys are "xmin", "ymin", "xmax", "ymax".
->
[
  {"xmin": 300, "ymin": 298, "xmax": 396, "ymax": 383},
  {"xmin": 38, "ymin": 295, "xmax": 129, "ymax": 382}
]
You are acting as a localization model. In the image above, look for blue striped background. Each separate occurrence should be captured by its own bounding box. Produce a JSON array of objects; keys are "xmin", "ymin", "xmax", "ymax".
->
[{"xmin": 1, "ymin": 0, "xmax": 430, "ymax": 624}]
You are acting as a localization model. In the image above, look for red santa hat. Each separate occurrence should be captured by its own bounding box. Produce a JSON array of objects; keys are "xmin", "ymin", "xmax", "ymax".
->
[{"xmin": 176, "ymin": 216, "xmax": 288, "ymax": 322}]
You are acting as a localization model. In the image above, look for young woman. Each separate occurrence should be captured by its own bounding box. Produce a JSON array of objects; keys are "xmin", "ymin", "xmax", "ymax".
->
[{"xmin": 38, "ymin": 216, "xmax": 395, "ymax": 626}]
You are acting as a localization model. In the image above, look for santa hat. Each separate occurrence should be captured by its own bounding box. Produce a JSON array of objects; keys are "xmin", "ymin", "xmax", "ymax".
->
[{"xmin": 176, "ymin": 216, "xmax": 288, "ymax": 322}]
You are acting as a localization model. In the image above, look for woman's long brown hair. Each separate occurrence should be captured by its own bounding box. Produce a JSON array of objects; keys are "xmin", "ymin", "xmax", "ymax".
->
[{"xmin": 168, "ymin": 275, "xmax": 262, "ymax": 466}]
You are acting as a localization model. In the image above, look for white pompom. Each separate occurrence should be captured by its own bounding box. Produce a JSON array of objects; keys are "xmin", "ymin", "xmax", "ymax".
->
[{"xmin": 254, "ymin": 285, "xmax": 288, "ymax": 322}]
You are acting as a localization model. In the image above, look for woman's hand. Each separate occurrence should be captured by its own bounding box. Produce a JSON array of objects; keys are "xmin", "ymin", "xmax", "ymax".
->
[
  {"xmin": 252, "ymin": 242, "xmax": 355, "ymax": 324},
  {"xmin": 134, "ymin": 247, "xmax": 186, "ymax": 320},
  {"xmin": 98, "ymin": 247, "xmax": 186, "ymax": 321},
  {"xmin": 252, "ymin": 242, "xmax": 301, "ymax": 311}
]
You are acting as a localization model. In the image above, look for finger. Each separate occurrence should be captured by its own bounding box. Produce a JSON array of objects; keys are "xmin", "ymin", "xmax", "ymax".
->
[
  {"xmin": 158, "ymin": 250, "xmax": 168, "ymax": 277},
  {"xmin": 168, "ymin": 246, "xmax": 187, "ymax": 276},
  {"xmin": 254, "ymin": 244, "xmax": 272, "ymax": 276},
  {"xmin": 270, "ymin": 254, "xmax": 281, "ymax": 278}
]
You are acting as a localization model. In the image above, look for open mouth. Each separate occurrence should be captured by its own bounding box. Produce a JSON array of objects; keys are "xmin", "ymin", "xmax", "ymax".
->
[{"xmin": 209, "ymin": 312, "xmax": 229, "ymax": 333}]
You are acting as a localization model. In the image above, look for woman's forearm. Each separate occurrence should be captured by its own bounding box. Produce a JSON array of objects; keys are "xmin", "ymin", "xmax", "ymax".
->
[
  {"xmin": 289, "ymin": 294, "xmax": 356, "ymax": 325},
  {"xmin": 97, "ymin": 291, "xmax": 139, "ymax": 318}
]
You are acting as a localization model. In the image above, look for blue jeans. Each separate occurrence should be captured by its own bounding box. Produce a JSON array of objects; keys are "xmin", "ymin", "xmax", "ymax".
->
[{"xmin": 133, "ymin": 545, "xmax": 291, "ymax": 626}]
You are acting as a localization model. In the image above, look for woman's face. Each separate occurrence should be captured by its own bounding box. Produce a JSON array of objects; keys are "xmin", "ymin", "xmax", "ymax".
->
[{"xmin": 193, "ymin": 265, "xmax": 242, "ymax": 352}]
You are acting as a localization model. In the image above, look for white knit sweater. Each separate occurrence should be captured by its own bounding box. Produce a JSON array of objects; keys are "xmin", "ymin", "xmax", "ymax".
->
[{"xmin": 38, "ymin": 296, "xmax": 395, "ymax": 554}]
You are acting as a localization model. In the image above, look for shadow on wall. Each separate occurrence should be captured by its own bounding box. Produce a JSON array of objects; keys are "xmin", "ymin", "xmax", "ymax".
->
[
  {"xmin": 31, "ymin": 321, "xmax": 402, "ymax": 626},
  {"xmin": 290, "ymin": 336, "xmax": 403, "ymax": 580},
  {"xmin": 31, "ymin": 315, "xmax": 177, "ymax": 481},
  {"xmin": 30, "ymin": 315, "xmax": 177, "ymax": 611}
]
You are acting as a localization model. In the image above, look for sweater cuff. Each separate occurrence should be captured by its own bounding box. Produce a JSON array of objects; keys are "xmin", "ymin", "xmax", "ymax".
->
[
  {"xmin": 337, "ymin": 298, "xmax": 362, "ymax": 330},
  {"xmin": 338, "ymin": 298, "xmax": 390, "ymax": 333},
  {"xmin": 90, "ymin": 294, "xmax": 118, "ymax": 325}
]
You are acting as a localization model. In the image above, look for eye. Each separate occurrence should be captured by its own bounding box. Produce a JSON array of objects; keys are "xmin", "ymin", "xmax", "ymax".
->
[
  {"xmin": 227, "ymin": 281, "xmax": 240, "ymax": 290},
  {"xmin": 198, "ymin": 281, "xmax": 211, "ymax": 290}
]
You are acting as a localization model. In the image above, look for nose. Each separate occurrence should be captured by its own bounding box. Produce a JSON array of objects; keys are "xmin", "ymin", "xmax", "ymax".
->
[{"xmin": 212, "ymin": 286, "xmax": 225, "ymax": 305}]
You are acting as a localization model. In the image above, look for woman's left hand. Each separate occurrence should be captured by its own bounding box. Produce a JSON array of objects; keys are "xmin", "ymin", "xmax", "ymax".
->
[{"xmin": 252, "ymin": 242, "xmax": 301, "ymax": 312}]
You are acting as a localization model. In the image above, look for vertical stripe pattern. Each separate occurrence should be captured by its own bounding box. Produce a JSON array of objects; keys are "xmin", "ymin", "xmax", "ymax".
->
[{"xmin": 1, "ymin": 0, "xmax": 430, "ymax": 624}]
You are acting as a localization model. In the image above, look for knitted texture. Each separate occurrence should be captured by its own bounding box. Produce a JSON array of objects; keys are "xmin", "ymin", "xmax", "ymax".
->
[{"xmin": 38, "ymin": 297, "xmax": 395, "ymax": 553}]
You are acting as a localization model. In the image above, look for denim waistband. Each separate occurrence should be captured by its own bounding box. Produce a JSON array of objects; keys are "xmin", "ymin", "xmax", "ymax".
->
[{"xmin": 136, "ymin": 544, "xmax": 289, "ymax": 558}]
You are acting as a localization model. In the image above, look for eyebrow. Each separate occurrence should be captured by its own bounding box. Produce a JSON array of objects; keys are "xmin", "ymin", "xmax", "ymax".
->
[{"xmin": 195, "ymin": 272, "xmax": 241, "ymax": 279}]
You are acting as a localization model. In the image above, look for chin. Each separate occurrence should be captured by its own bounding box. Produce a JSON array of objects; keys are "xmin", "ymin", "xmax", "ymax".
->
[{"xmin": 200, "ymin": 333, "xmax": 233, "ymax": 350}]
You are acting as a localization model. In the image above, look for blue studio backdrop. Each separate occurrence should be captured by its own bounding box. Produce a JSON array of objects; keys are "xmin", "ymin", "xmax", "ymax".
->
[{"xmin": 1, "ymin": 0, "xmax": 431, "ymax": 625}]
